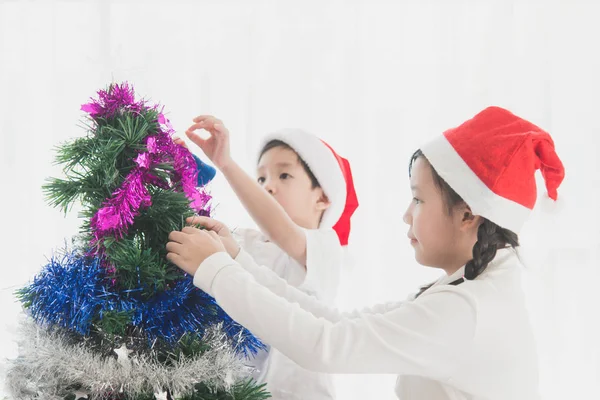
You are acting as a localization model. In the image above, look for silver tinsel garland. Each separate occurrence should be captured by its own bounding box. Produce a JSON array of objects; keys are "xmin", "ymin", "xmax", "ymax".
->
[{"xmin": 6, "ymin": 318, "xmax": 254, "ymax": 400}]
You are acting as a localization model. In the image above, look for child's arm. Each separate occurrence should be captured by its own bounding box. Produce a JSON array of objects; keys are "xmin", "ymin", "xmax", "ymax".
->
[
  {"xmin": 202, "ymin": 256, "xmax": 475, "ymax": 375},
  {"xmin": 166, "ymin": 228, "xmax": 476, "ymax": 375},
  {"xmin": 185, "ymin": 116, "xmax": 308, "ymax": 265},
  {"xmin": 185, "ymin": 216, "xmax": 405, "ymax": 321}
]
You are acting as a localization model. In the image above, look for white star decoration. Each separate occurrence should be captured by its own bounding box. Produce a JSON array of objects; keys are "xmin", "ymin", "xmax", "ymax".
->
[
  {"xmin": 113, "ymin": 344, "xmax": 133, "ymax": 368},
  {"xmin": 224, "ymin": 369, "xmax": 235, "ymax": 386},
  {"xmin": 154, "ymin": 391, "xmax": 169, "ymax": 400}
]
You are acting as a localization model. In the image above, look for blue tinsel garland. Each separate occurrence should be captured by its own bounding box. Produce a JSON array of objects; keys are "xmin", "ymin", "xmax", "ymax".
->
[{"xmin": 21, "ymin": 249, "xmax": 263, "ymax": 356}]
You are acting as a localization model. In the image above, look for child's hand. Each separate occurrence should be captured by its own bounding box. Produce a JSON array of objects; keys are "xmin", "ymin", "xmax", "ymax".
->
[
  {"xmin": 185, "ymin": 115, "xmax": 232, "ymax": 170},
  {"xmin": 186, "ymin": 216, "xmax": 240, "ymax": 259},
  {"xmin": 166, "ymin": 227, "xmax": 226, "ymax": 276},
  {"xmin": 173, "ymin": 136, "xmax": 188, "ymax": 148}
]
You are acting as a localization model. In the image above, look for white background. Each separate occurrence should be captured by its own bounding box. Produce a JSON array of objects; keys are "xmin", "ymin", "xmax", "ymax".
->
[{"xmin": 1, "ymin": 0, "xmax": 599, "ymax": 399}]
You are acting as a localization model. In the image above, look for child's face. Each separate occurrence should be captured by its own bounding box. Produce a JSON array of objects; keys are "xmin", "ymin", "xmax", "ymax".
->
[
  {"xmin": 403, "ymin": 157, "xmax": 472, "ymax": 272},
  {"xmin": 257, "ymin": 146, "xmax": 329, "ymax": 229}
]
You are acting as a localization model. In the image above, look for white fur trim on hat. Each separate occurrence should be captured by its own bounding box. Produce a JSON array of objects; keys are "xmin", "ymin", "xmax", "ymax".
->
[
  {"xmin": 421, "ymin": 135, "xmax": 531, "ymax": 234},
  {"xmin": 258, "ymin": 129, "xmax": 347, "ymax": 229}
]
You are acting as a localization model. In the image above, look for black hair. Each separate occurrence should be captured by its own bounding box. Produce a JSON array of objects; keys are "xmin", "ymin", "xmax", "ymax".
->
[
  {"xmin": 409, "ymin": 149, "xmax": 519, "ymax": 280},
  {"xmin": 259, "ymin": 140, "xmax": 321, "ymax": 189}
]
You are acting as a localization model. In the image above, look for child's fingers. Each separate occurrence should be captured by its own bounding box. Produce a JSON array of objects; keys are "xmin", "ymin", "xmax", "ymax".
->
[
  {"xmin": 187, "ymin": 123, "xmax": 219, "ymax": 137},
  {"xmin": 186, "ymin": 130, "xmax": 208, "ymax": 147},
  {"xmin": 186, "ymin": 122, "xmax": 208, "ymax": 132},
  {"xmin": 187, "ymin": 216, "xmax": 223, "ymax": 232},
  {"xmin": 165, "ymin": 241, "xmax": 183, "ymax": 254},
  {"xmin": 207, "ymin": 230, "xmax": 222, "ymax": 243},
  {"xmin": 166, "ymin": 252, "xmax": 184, "ymax": 266},
  {"xmin": 191, "ymin": 116, "xmax": 217, "ymax": 127},
  {"xmin": 192, "ymin": 115, "xmax": 216, "ymax": 123},
  {"xmin": 213, "ymin": 122, "xmax": 227, "ymax": 134},
  {"xmin": 186, "ymin": 215, "xmax": 211, "ymax": 225},
  {"xmin": 173, "ymin": 137, "xmax": 188, "ymax": 148},
  {"xmin": 181, "ymin": 226, "xmax": 202, "ymax": 235},
  {"xmin": 212, "ymin": 124, "xmax": 229, "ymax": 143},
  {"xmin": 168, "ymin": 230, "xmax": 187, "ymax": 244},
  {"xmin": 190, "ymin": 116, "xmax": 221, "ymax": 130}
]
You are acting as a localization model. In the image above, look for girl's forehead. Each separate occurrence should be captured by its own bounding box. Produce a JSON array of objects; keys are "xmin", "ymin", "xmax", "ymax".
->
[{"xmin": 410, "ymin": 158, "xmax": 437, "ymax": 191}]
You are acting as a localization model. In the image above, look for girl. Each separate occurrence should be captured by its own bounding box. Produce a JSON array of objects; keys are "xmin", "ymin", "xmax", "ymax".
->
[
  {"xmin": 167, "ymin": 106, "xmax": 565, "ymax": 399},
  {"xmin": 179, "ymin": 116, "xmax": 358, "ymax": 400}
]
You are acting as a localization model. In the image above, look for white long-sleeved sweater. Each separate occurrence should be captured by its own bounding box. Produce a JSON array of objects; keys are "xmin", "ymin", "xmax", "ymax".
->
[{"xmin": 194, "ymin": 248, "xmax": 540, "ymax": 399}]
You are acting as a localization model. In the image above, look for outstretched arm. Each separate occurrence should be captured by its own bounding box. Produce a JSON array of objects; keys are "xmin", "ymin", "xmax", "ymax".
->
[{"xmin": 185, "ymin": 116, "xmax": 308, "ymax": 265}]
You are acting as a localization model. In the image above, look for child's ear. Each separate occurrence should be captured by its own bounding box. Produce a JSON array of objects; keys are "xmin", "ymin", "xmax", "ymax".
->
[
  {"xmin": 316, "ymin": 191, "xmax": 331, "ymax": 211},
  {"xmin": 457, "ymin": 204, "xmax": 482, "ymax": 231}
]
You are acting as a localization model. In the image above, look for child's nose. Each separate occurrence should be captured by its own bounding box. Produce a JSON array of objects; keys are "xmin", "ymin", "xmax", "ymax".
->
[
  {"xmin": 264, "ymin": 180, "xmax": 276, "ymax": 195},
  {"xmin": 402, "ymin": 205, "xmax": 412, "ymax": 225}
]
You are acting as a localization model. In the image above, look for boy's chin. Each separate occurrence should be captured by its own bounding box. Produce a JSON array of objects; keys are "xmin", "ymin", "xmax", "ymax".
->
[{"xmin": 288, "ymin": 213, "xmax": 320, "ymax": 230}]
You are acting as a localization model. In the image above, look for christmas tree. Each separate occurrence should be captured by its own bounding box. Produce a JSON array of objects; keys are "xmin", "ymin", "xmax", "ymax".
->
[{"xmin": 6, "ymin": 83, "xmax": 269, "ymax": 400}]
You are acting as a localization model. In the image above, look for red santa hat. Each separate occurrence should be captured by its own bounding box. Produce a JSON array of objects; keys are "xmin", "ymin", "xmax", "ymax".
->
[
  {"xmin": 420, "ymin": 106, "xmax": 565, "ymax": 234},
  {"xmin": 259, "ymin": 129, "xmax": 359, "ymax": 246}
]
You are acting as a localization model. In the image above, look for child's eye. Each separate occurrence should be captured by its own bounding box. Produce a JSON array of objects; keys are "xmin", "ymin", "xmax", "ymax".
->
[
  {"xmin": 257, "ymin": 177, "xmax": 266, "ymax": 184},
  {"xmin": 279, "ymin": 173, "xmax": 291, "ymax": 180},
  {"xmin": 413, "ymin": 197, "xmax": 422, "ymax": 204}
]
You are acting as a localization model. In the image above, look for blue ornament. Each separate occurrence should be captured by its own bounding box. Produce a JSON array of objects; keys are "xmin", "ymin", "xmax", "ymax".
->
[{"xmin": 192, "ymin": 154, "xmax": 216, "ymax": 187}]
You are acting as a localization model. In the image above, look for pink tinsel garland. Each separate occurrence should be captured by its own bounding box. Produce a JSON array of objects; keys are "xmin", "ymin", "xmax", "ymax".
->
[{"xmin": 82, "ymin": 83, "xmax": 211, "ymax": 248}]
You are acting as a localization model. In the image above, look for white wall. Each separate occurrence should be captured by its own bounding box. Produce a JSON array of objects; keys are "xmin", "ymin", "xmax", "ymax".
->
[{"xmin": 1, "ymin": 1, "xmax": 598, "ymax": 398}]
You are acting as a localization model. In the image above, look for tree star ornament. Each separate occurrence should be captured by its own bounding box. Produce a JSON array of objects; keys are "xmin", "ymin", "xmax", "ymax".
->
[
  {"xmin": 154, "ymin": 391, "xmax": 169, "ymax": 400},
  {"xmin": 114, "ymin": 343, "xmax": 133, "ymax": 368},
  {"xmin": 74, "ymin": 390, "xmax": 89, "ymax": 399}
]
